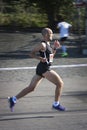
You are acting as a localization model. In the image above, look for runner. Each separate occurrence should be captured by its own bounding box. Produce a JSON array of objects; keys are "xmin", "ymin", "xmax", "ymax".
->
[{"xmin": 8, "ymin": 27, "xmax": 66, "ymax": 112}]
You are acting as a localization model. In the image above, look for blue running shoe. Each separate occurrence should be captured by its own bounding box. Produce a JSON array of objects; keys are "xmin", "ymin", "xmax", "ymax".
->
[
  {"xmin": 8, "ymin": 96, "xmax": 16, "ymax": 112},
  {"xmin": 52, "ymin": 104, "xmax": 66, "ymax": 111}
]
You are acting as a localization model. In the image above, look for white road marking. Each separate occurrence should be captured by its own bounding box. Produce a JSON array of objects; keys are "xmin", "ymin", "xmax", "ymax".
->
[{"xmin": 0, "ymin": 64, "xmax": 87, "ymax": 71}]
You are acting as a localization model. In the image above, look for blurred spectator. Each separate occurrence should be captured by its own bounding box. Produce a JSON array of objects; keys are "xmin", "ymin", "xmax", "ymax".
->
[{"xmin": 57, "ymin": 19, "xmax": 72, "ymax": 57}]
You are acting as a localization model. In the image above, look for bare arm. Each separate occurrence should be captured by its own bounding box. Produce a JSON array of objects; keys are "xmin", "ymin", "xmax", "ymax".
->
[
  {"xmin": 29, "ymin": 42, "xmax": 47, "ymax": 62},
  {"xmin": 52, "ymin": 40, "xmax": 61, "ymax": 57}
]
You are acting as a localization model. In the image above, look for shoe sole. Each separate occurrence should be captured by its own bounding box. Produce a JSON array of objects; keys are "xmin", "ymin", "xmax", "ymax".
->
[{"xmin": 52, "ymin": 106, "xmax": 66, "ymax": 111}]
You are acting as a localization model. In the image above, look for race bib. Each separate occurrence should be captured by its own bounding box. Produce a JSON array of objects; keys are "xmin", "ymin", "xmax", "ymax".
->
[{"xmin": 49, "ymin": 54, "xmax": 53, "ymax": 62}]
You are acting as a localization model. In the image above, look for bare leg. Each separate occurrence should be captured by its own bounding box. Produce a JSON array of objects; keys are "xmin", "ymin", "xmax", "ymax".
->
[
  {"xmin": 43, "ymin": 70, "xmax": 64, "ymax": 102},
  {"xmin": 16, "ymin": 75, "xmax": 43, "ymax": 99}
]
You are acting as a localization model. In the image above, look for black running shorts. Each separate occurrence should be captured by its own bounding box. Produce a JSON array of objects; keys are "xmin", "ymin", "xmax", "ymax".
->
[
  {"xmin": 36, "ymin": 62, "xmax": 51, "ymax": 77},
  {"xmin": 60, "ymin": 37, "xmax": 67, "ymax": 41}
]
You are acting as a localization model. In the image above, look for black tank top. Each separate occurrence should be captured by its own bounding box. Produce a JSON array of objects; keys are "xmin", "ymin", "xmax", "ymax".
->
[{"xmin": 39, "ymin": 41, "xmax": 53, "ymax": 64}]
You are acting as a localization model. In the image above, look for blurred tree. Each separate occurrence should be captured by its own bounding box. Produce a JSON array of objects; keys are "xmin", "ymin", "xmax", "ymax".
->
[
  {"xmin": 2, "ymin": 0, "xmax": 73, "ymax": 28},
  {"xmin": 1, "ymin": 0, "xmax": 85, "ymax": 31},
  {"xmin": 29, "ymin": 0, "xmax": 73, "ymax": 28}
]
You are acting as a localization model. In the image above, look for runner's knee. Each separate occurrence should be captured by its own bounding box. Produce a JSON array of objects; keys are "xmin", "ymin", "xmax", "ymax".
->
[{"xmin": 57, "ymin": 80, "xmax": 64, "ymax": 88}]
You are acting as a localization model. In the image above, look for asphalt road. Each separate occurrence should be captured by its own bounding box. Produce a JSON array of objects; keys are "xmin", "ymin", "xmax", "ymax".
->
[{"xmin": 0, "ymin": 32, "xmax": 87, "ymax": 130}]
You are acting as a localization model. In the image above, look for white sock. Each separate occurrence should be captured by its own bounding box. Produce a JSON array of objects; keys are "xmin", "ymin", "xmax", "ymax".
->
[
  {"xmin": 53, "ymin": 101, "xmax": 59, "ymax": 106},
  {"xmin": 12, "ymin": 96, "xmax": 17, "ymax": 103}
]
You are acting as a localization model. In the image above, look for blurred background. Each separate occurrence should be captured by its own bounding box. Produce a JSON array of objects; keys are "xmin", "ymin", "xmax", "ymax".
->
[
  {"xmin": 0, "ymin": 0, "xmax": 86, "ymax": 31},
  {"xmin": 0, "ymin": 0, "xmax": 87, "ymax": 55}
]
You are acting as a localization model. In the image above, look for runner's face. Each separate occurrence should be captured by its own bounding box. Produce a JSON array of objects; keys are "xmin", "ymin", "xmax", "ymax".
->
[{"xmin": 47, "ymin": 30, "xmax": 53, "ymax": 41}]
